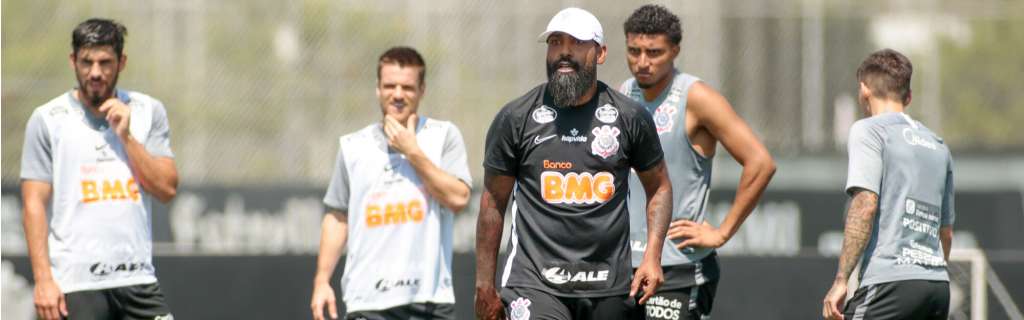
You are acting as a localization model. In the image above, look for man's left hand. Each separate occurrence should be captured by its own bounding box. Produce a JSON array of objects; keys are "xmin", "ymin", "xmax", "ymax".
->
[{"xmin": 667, "ymin": 220, "xmax": 728, "ymax": 249}]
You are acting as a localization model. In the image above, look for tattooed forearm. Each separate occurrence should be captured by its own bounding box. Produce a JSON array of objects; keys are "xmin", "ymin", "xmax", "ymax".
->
[
  {"xmin": 645, "ymin": 180, "xmax": 672, "ymax": 251},
  {"xmin": 835, "ymin": 189, "xmax": 879, "ymax": 282},
  {"xmin": 475, "ymin": 171, "xmax": 514, "ymax": 288},
  {"xmin": 637, "ymin": 161, "xmax": 672, "ymax": 260}
]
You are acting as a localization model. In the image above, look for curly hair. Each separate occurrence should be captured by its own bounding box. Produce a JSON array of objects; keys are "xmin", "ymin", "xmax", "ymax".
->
[{"xmin": 623, "ymin": 4, "xmax": 682, "ymax": 45}]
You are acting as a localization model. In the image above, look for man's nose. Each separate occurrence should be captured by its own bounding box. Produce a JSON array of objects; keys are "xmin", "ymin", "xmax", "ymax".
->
[
  {"xmin": 88, "ymin": 63, "xmax": 103, "ymax": 78},
  {"xmin": 638, "ymin": 53, "xmax": 650, "ymax": 68}
]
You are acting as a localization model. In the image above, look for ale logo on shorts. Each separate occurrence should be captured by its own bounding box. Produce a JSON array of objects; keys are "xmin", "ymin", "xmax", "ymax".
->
[
  {"xmin": 532, "ymin": 105, "xmax": 557, "ymax": 124},
  {"xmin": 654, "ymin": 104, "xmax": 677, "ymax": 134},
  {"xmin": 509, "ymin": 297, "xmax": 531, "ymax": 320},
  {"xmin": 541, "ymin": 171, "xmax": 614, "ymax": 204},
  {"xmin": 595, "ymin": 104, "xmax": 619, "ymax": 123},
  {"xmin": 591, "ymin": 125, "xmax": 621, "ymax": 159}
]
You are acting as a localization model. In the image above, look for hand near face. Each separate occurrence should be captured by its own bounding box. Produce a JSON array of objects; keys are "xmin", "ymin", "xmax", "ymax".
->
[
  {"xmin": 383, "ymin": 114, "xmax": 421, "ymax": 156},
  {"xmin": 98, "ymin": 98, "xmax": 131, "ymax": 140}
]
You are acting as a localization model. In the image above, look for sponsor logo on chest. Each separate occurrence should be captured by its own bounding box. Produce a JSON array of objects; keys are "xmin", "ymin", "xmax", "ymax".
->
[
  {"xmin": 532, "ymin": 105, "xmax": 557, "ymax": 124},
  {"xmin": 81, "ymin": 177, "xmax": 141, "ymax": 203},
  {"xmin": 595, "ymin": 104, "xmax": 619, "ymax": 123},
  {"xmin": 561, "ymin": 128, "xmax": 587, "ymax": 143},
  {"xmin": 541, "ymin": 171, "xmax": 615, "ymax": 204}
]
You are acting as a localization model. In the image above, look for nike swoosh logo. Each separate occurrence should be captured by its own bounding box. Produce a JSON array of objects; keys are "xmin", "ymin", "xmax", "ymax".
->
[{"xmin": 533, "ymin": 134, "xmax": 557, "ymax": 145}]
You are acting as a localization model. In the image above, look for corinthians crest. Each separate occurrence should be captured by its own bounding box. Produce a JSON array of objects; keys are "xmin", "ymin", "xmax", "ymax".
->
[
  {"xmin": 591, "ymin": 125, "xmax": 621, "ymax": 159},
  {"xmin": 509, "ymin": 297, "xmax": 531, "ymax": 320},
  {"xmin": 654, "ymin": 104, "xmax": 677, "ymax": 134},
  {"xmin": 654, "ymin": 85, "xmax": 684, "ymax": 134}
]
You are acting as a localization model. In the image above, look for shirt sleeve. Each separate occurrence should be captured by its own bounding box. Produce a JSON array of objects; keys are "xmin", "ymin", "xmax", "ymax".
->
[
  {"xmin": 618, "ymin": 80, "xmax": 631, "ymax": 95},
  {"xmin": 323, "ymin": 144, "xmax": 350, "ymax": 212},
  {"xmin": 20, "ymin": 111, "xmax": 53, "ymax": 182},
  {"xmin": 145, "ymin": 101, "xmax": 174, "ymax": 158},
  {"xmin": 627, "ymin": 105, "xmax": 664, "ymax": 172},
  {"xmin": 441, "ymin": 124, "xmax": 473, "ymax": 186},
  {"xmin": 483, "ymin": 107, "xmax": 519, "ymax": 176},
  {"xmin": 941, "ymin": 156, "xmax": 955, "ymax": 226},
  {"xmin": 845, "ymin": 120, "xmax": 884, "ymax": 196}
]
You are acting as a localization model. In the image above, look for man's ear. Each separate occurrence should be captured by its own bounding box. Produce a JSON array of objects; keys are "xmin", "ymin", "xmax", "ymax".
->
[
  {"xmin": 903, "ymin": 89, "xmax": 912, "ymax": 106},
  {"xmin": 118, "ymin": 54, "xmax": 128, "ymax": 72},
  {"xmin": 596, "ymin": 44, "xmax": 608, "ymax": 65}
]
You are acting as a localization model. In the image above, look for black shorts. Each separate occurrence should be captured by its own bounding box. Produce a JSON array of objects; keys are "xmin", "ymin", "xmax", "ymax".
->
[
  {"xmin": 631, "ymin": 276, "xmax": 718, "ymax": 320},
  {"xmin": 501, "ymin": 286, "xmax": 636, "ymax": 320},
  {"xmin": 346, "ymin": 302, "xmax": 454, "ymax": 320},
  {"xmin": 843, "ymin": 280, "xmax": 949, "ymax": 320},
  {"xmin": 63, "ymin": 282, "xmax": 172, "ymax": 320}
]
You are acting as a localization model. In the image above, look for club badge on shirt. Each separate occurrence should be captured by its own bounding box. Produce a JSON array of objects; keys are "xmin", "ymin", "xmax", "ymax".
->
[
  {"xmin": 591, "ymin": 125, "xmax": 620, "ymax": 159},
  {"xmin": 654, "ymin": 85, "xmax": 685, "ymax": 134},
  {"xmin": 654, "ymin": 104, "xmax": 677, "ymax": 135},
  {"xmin": 509, "ymin": 297, "xmax": 531, "ymax": 320}
]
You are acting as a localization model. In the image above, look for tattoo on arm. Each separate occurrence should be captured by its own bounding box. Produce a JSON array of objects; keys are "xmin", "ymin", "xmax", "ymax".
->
[
  {"xmin": 637, "ymin": 161, "xmax": 672, "ymax": 259},
  {"xmin": 475, "ymin": 171, "xmax": 514, "ymax": 287},
  {"xmin": 835, "ymin": 189, "xmax": 879, "ymax": 282}
]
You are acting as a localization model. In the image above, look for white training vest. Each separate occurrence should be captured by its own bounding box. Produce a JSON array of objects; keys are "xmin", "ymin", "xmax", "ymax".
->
[
  {"xmin": 38, "ymin": 90, "xmax": 162, "ymax": 293},
  {"xmin": 339, "ymin": 118, "xmax": 456, "ymax": 312}
]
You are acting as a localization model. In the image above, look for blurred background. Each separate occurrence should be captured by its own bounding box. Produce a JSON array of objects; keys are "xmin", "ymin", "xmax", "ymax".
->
[{"xmin": 3, "ymin": 0, "xmax": 1023, "ymax": 319}]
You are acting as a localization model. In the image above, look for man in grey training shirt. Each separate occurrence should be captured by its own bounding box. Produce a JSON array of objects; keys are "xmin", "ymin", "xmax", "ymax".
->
[
  {"xmin": 20, "ymin": 18, "xmax": 178, "ymax": 320},
  {"xmin": 823, "ymin": 49, "xmax": 955, "ymax": 320},
  {"xmin": 311, "ymin": 47, "xmax": 471, "ymax": 320},
  {"xmin": 619, "ymin": 5, "xmax": 776, "ymax": 320}
]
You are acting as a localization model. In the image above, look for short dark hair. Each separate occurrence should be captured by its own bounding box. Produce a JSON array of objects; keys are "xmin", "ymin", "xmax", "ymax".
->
[
  {"xmin": 623, "ymin": 4, "xmax": 682, "ymax": 45},
  {"xmin": 377, "ymin": 46, "xmax": 426, "ymax": 86},
  {"xmin": 857, "ymin": 49, "xmax": 913, "ymax": 104},
  {"xmin": 72, "ymin": 18, "xmax": 128, "ymax": 57}
]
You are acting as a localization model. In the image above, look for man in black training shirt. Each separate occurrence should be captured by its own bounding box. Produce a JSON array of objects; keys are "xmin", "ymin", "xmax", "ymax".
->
[{"xmin": 475, "ymin": 7, "xmax": 673, "ymax": 320}]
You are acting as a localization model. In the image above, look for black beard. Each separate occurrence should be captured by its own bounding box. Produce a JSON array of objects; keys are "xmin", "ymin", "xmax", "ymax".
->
[
  {"xmin": 546, "ymin": 57, "xmax": 596, "ymax": 107},
  {"xmin": 77, "ymin": 74, "xmax": 119, "ymax": 108}
]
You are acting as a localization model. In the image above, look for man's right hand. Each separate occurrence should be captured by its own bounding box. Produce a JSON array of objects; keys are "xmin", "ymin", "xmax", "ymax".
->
[
  {"xmin": 310, "ymin": 281, "xmax": 338, "ymax": 320},
  {"xmin": 475, "ymin": 285, "xmax": 505, "ymax": 320},
  {"xmin": 34, "ymin": 278, "xmax": 67, "ymax": 320}
]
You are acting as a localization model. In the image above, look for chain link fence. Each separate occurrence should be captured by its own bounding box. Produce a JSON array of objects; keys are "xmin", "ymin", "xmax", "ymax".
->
[{"xmin": 4, "ymin": 0, "xmax": 1023, "ymax": 186}]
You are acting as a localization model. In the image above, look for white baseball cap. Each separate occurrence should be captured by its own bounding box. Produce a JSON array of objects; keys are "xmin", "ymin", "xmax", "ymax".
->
[{"xmin": 537, "ymin": 7, "xmax": 604, "ymax": 46}]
